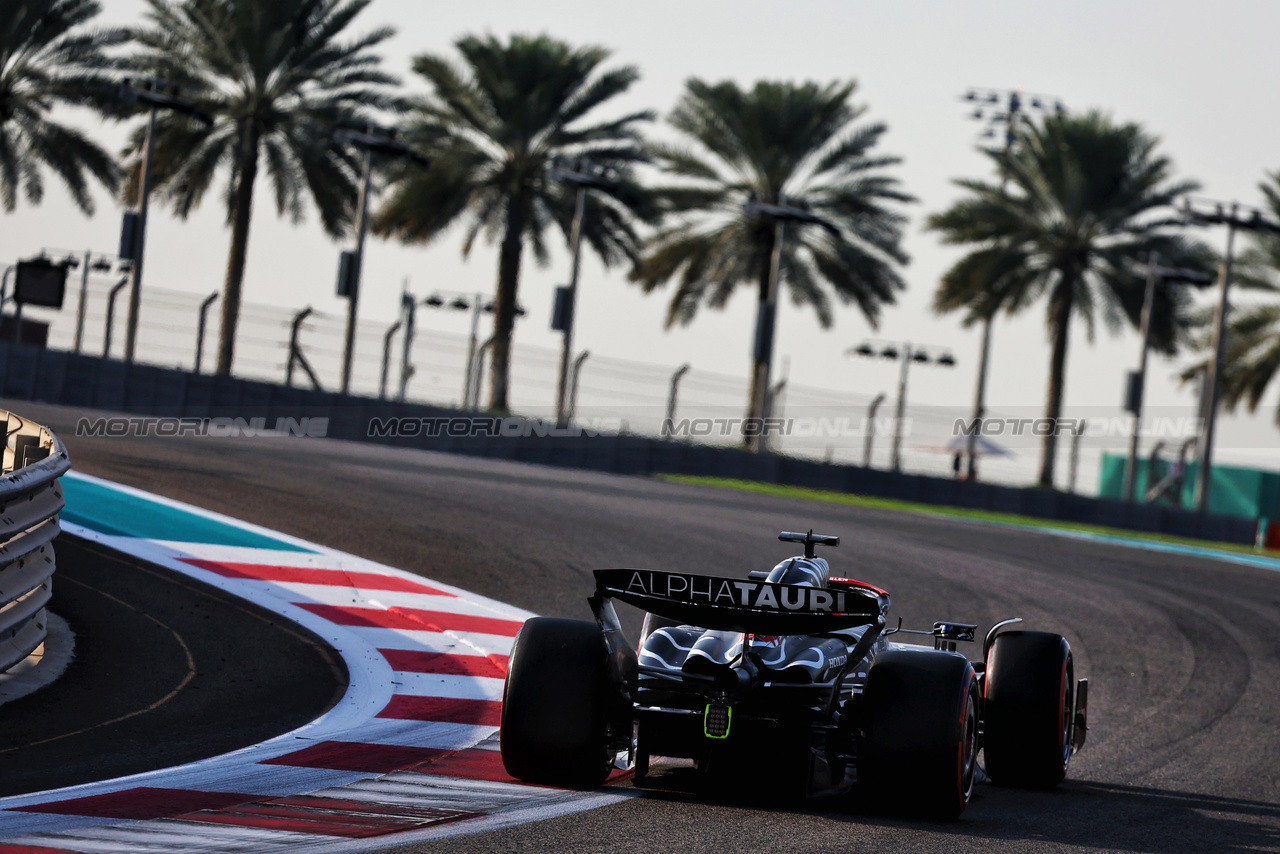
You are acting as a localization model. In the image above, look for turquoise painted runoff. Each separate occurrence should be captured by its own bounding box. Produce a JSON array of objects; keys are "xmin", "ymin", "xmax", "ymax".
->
[
  {"xmin": 60, "ymin": 476, "xmax": 315, "ymax": 553},
  {"xmin": 978, "ymin": 517, "xmax": 1280, "ymax": 574}
]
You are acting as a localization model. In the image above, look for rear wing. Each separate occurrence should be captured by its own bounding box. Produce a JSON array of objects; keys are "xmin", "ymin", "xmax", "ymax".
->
[{"xmin": 593, "ymin": 568, "xmax": 887, "ymax": 636}]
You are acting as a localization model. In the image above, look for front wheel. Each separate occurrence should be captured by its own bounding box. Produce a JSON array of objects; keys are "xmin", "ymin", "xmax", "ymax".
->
[
  {"xmin": 982, "ymin": 630, "xmax": 1073, "ymax": 788},
  {"xmin": 500, "ymin": 617, "xmax": 615, "ymax": 789}
]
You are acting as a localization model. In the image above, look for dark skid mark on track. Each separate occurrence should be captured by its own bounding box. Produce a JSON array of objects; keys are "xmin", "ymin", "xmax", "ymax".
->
[
  {"xmin": 0, "ymin": 535, "xmax": 348, "ymax": 798},
  {"xmin": 0, "ymin": 571, "xmax": 200, "ymax": 753}
]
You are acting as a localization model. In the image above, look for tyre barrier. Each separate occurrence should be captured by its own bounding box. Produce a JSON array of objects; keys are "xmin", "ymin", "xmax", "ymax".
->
[{"xmin": 0, "ymin": 409, "xmax": 70, "ymax": 674}]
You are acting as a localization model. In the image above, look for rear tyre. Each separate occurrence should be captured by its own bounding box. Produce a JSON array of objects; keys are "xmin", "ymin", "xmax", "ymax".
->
[
  {"xmin": 982, "ymin": 630, "xmax": 1073, "ymax": 788},
  {"xmin": 856, "ymin": 648, "xmax": 980, "ymax": 818},
  {"xmin": 500, "ymin": 617, "xmax": 614, "ymax": 789}
]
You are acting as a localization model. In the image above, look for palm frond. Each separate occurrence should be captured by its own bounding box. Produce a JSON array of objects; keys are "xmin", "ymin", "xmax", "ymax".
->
[
  {"xmin": 0, "ymin": 0, "xmax": 123, "ymax": 212},
  {"xmin": 124, "ymin": 0, "xmax": 396, "ymax": 231},
  {"xmin": 635, "ymin": 77, "xmax": 910, "ymax": 331},
  {"xmin": 928, "ymin": 109, "xmax": 1209, "ymax": 351}
]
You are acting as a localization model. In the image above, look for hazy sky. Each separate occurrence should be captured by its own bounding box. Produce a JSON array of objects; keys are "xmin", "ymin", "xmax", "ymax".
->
[{"xmin": 6, "ymin": 0, "xmax": 1280, "ymax": 478}]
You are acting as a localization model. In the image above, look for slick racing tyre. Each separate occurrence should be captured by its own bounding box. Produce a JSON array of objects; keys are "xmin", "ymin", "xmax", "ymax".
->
[
  {"xmin": 983, "ymin": 630, "xmax": 1074, "ymax": 788},
  {"xmin": 857, "ymin": 648, "xmax": 980, "ymax": 818},
  {"xmin": 500, "ymin": 617, "xmax": 614, "ymax": 789}
]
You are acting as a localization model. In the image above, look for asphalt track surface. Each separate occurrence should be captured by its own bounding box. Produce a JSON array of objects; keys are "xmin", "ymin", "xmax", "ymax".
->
[
  {"xmin": 9, "ymin": 399, "xmax": 1280, "ymax": 853},
  {"xmin": 0, "ymin": 535, "xmax": 348, "ymax": 798}
]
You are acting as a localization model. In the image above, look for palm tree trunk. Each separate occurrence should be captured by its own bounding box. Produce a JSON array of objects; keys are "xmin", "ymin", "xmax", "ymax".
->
[
  {"xmin": 215, "ymin": 125, "xmax": 261, "ymax": 377},
  {"xmin": 487, "ymin": 196, "xmax": 527, "ymax": 413},
  {"xmin": 744, "ymin": 226, "xmax": 778, "ymax": 435},
  {"xmin": 1038, "ymin": 287, "xmax": 1073, "ymax": 487}
]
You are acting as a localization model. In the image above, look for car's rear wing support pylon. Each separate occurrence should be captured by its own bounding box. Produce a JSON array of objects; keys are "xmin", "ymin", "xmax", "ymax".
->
[{"xmin": 589, "ymin": 593, "xmax": 638, "ymax": 694}]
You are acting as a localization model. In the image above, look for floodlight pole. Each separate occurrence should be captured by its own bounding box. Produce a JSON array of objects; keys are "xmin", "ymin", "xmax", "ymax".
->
[
  {"xmin": 336, "ymin": 125, "xmax": 427, "ymax": 396},
  {"xmin": 118, "ymin": 78, "xmax": 213, "ymax": 364},
  {"xmin": 123, "ymin": 103, "xmax": 157, "ymax": 364},
  {"xmin": 550, "ymin": 160, "xmax": 621, "ymax": 427},
  {"xmin": 1120, "ymin": 254, "xmax": 1212, "ymax": 501},
  {"xmin": 849, "ymin": 340, "xmax": 956, "ymax": 473},
  {"xmin": 417, "ymin": 288, "xmax": 522, "ymax": 407},
  {"xmin": 958, "ymin": 86, "xmax": 1063, "ymax": 480},
  {"xmin": 1197, "ymin": 207, "xmax": 1237, "ymax": 514},
  {"xmin": 1181, "ymin": 198, "xmax": 1280, "ymax": 512},
  {"xmin": 1124, "ymin": 254, "xmax": 1160, "ymax": 502},
  {"xmin": 55, "ymin": 248, "xmax": 131, "ymax": 354},
  {"xmin": 965, "ymin": 93, "xmax": 1018, "ymax": 481}
]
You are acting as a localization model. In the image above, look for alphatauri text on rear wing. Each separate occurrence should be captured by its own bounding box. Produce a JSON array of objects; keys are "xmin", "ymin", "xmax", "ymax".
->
[{"xmin": 593, "ymin": 568, "xmax": 887, "ymax": 636}]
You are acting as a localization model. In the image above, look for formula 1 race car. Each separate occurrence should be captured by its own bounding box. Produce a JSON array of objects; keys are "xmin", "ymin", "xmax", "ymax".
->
[{"xmin": 499, "ymin": 530, "xmax": 1088, "ymax": 816}]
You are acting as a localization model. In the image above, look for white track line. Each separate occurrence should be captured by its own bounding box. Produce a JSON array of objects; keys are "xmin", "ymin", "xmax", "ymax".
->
[{"xmin": 0, "ymin": 471, "xmax": 630, "ymax": 853}]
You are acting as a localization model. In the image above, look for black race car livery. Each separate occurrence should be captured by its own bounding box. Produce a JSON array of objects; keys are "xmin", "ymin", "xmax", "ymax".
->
[{"xmin": 499, "ymin": 530, "xmax": 1088, "ymax": 817}]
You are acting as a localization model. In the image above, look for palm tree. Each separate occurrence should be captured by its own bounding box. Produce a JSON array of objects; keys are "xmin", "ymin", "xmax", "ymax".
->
[
  {"xmin": 1185, "ymin": 172, "xmax": 1280, "ymax": 423},
  {"xmin": 0, "ymin": 0, "xmax": 124, "ymax": 213},
  {"xmin": 927, "ymin": 110, "xmax": 1210, "ymax": 487},
  {"xmin": 629, "ymin": 79, "xmax": 912, "ymax": 421},
  {"xmin": 375, "ymin": 34, "xmax": 653, "ymax": 413},
  {"xmin": 125, "ymin": 0, "xmax": 400, "ymax": 376}
]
